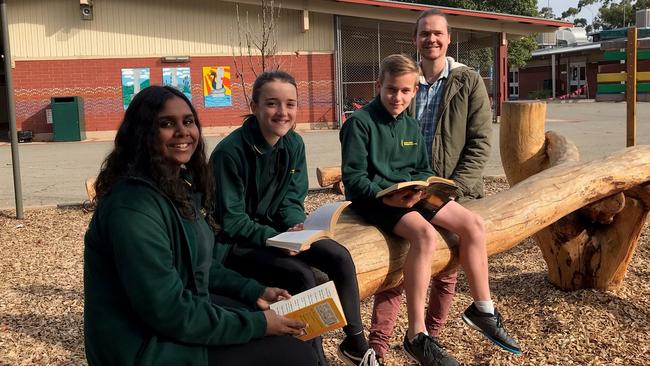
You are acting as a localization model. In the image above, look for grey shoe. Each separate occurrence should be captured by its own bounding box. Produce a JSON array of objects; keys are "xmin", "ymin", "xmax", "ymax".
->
[
  {"xmin": 462, "ymin": 303, "xmax": 522, "ymax": 355},
  {"xmin": 403, "ymin": 333, "xmax": 460, "ymax": 366}
]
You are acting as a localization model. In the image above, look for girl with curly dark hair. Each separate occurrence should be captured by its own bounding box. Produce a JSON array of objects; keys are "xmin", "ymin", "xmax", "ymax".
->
[{"xmin": 84, "ymin": 85, "xmax": 316, "ymax": 366}]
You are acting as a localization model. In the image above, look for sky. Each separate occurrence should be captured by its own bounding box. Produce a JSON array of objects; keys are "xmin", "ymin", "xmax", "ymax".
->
[{"xmin": 539, "ymin": 0, "xmax": 600, "ymax": 22}]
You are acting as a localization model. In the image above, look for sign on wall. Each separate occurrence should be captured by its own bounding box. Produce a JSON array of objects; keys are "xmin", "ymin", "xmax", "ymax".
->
[
  {"xmin": 121, "ymin": 68, "xmax": 151, "ymax": 110},
  {"xmin": 163, "ymin": 67, "xmax": 192, "ymax": 101},
  {"xmin": 202, "ymin": 66, "xmax": 232, "ymax": 108}
]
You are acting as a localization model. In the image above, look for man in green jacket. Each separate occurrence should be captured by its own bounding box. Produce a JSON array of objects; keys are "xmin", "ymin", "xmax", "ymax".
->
[{"xmin": 368, "ymin": 8, "xmax": 493, "ymax": 364}]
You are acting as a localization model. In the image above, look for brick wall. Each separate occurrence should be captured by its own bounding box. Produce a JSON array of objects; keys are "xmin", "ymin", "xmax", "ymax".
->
[
  {"xmin": 586, "ymin": 62, "xmax": 599, "ymax": 98},
  {"xmin": 520, "ymin": 65, "xmax": 601, "ymax": 100},
  {"xmin": 519, "ymin": 65, "xmax": 555, "ymax": 99},
  {"xmin": 13, "ymin": 54, "xmax": 335, "ymax": 136}
]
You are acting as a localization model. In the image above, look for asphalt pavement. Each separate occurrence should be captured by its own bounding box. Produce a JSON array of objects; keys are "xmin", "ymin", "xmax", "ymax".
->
[{"xmin": 2, "ymin": 101, "xmax": 649, "ymax": 210}]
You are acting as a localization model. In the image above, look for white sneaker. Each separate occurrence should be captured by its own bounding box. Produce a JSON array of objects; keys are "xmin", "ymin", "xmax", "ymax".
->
[{"xmin": 358, "ymin": 348, "xmax": 379, "ymax": 366}]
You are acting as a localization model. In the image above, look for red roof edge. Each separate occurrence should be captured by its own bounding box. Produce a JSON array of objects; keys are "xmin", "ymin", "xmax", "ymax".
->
[{"xmin": 334, "ymin": 0, "xmax": 573, "ymax": 28}]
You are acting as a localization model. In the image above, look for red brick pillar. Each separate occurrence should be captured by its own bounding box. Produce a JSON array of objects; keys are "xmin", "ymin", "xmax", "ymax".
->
[{"xmin": 497, "ymin": 32, "xmax": 508, "ymax": 117}]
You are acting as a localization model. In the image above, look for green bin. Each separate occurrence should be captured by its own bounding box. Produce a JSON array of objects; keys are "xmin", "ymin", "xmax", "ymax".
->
[{"xmin": 51, "ymin": 96, "xmax": 86, "ymax": 141}]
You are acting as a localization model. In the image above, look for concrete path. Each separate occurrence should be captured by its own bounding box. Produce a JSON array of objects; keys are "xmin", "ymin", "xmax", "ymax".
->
[{"xmin": 2, "ymin": 102, "xmax": 649, "ymax": 209}]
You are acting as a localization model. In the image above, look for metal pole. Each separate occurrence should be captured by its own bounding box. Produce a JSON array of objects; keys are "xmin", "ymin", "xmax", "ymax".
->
[
  {"xmin": 1, "ymin": 0, "xmax": 23, "ymax": 219},
  {"xmin": 334, "ymin": 15, "xmax": 342, "ymax": 128},
  {"xmin": 566, "ymin": 55, "xmax": 570, "ymax": 98},
  {"xmin": 551, "ymin": 54, "xmax": 556, "ymax": 99},
  {"xmin": 626, "ymin": 27, "xmax": 637, "ymax": 147},
  {"xmin": 376, "ymin": 22, "xmax": 381, "ymax": 82}
]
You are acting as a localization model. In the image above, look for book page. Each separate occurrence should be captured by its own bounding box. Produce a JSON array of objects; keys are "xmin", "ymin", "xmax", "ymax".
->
[
  {"xmin": 425, "ymin": 176, "xmax": 456, "ymax": 186},
  {"xmin": 266, "ymin": 230, "xmax": 325, "ymax": 251},
  {"xmin": 376, "ymin": 181, "xmax": 428, "ymax": 198},
  {"xmin": 303, "ymin": 201, "xmax": 351, "ymax": 232},
  {"xmin": 425, "ymin": 182, "xmax": 458, "ymax": 197},
  {"xmin": 270, "ymin": 281, "xmax": 344, "ymax": 318},
  {"xmin": 283, "ymin": 298, "xmax": 346, "ymax": 341},
  {"xmin": 270, "ymin": 281, "xmax": 347, "ymax": 340}
]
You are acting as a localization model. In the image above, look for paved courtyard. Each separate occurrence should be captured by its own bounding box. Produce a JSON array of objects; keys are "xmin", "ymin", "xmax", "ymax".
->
[{"xmin": 2, "ymin": 102, "xmax": 649, "ymax": 209}]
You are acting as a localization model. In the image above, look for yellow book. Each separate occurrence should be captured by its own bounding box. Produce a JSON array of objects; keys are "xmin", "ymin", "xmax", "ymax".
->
[
  {"xmin": 269, "ymin": 281, "xmax": 347, "ymax": 341},
  {"xmin": 266, "ymin": 201, "xmax": 351, "ymax": 252},
  {"xmin": 375, "ymin": 176, "xmax": 458, "ymax": 204}
]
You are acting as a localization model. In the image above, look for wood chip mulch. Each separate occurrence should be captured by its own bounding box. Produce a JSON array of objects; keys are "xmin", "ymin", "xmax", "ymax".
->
[{"xmin": 1, "ymin": 176, "xmax": 649, "ymax": 365}]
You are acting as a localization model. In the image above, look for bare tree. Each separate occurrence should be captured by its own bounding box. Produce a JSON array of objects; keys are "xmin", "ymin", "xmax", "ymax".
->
[{"xmin": 231, "ymin": 0, "xmax": 282, "ymax": 109}]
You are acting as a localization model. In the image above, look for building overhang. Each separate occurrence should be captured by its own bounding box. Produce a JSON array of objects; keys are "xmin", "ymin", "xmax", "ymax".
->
[
  {"xmin": 224, "ymin": 0, "xmax": 572, "ymax": 36},
  {"xmin": 532, "ymin": 43, "xmax": 601, "ymax": 57}
]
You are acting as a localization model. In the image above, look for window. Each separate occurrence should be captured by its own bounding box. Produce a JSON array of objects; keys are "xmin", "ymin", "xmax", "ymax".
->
[{"xmin": 508, "ymin": 69, "xmax": 519, "ymax": 99}]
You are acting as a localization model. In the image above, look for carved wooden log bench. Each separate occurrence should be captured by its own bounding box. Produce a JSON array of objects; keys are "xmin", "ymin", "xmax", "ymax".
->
[{"xmin": 324, "ymin": 101, "xmax": 650, "ymax": 299}]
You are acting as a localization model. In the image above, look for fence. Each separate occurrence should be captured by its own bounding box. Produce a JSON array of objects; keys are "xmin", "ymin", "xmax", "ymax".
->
[{"xmin": 335, "ymin": 15, "xmax": 500, "ymax": 125}]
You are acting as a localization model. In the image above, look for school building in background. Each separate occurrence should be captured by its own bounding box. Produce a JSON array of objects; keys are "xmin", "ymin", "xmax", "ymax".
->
[
  {"xmin": 1, "ymin": 0, "xmax": 568, "ymax": 141},
  {"xmin": 510, "ymin": 9, "xmax": 650, "ymax": 102}
]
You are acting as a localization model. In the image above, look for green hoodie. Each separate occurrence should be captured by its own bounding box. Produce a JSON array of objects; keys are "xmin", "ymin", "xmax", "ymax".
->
[
  {"xmin": 340, "ymin": 96, "xmax": 433, "ymax": 202},
  {"xmin": 210, "ymin": 117, "xmax": 308, "ymax": 247},
  {"xmin": 84, "ymin": 177, "xmax": 266, "ymax": 366}
]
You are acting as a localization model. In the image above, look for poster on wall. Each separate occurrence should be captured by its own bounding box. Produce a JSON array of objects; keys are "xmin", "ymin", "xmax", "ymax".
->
[
  {"xmin": 202, "ymin": 66, "xmax": 232, "ymax": 108},
  {"xmin": 121, "ymin": 68, "xmax": 151, "ymax": 110},
  {"xmin": 163, "ymin": 67, "xmax": 192, "ymax": 101}
]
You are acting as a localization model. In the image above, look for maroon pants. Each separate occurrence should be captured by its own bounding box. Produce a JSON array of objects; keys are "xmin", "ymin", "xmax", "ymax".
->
[{"xmin": 368, "ymin": 270, "xmax": 458, "ymax": 358}]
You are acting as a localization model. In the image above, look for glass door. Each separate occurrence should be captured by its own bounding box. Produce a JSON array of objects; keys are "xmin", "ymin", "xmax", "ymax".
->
[{"xmin": 569, "ymin": 62, "xmax": 586, "ymax": 97}]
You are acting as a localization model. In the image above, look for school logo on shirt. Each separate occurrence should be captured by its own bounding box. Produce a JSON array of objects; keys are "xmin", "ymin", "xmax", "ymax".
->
[{"xmin": 401, "ymin": 139, "xmax": 417, "ymax": 147}]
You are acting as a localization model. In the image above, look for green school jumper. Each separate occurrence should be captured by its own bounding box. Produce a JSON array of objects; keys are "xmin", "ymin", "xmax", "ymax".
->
[
  {"xmin": 84, "ymin": 177, "xmax": 266, "ymax": 366},
  {"xmin": 340, "ymin": 96, "xmax": 433, "ymax": 202},
  {"xmin": 210, "ymin": 117, "xmax": 308, "ymax": 247}
]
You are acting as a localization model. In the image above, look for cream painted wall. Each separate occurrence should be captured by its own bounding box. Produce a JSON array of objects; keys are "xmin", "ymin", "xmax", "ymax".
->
[{"xmin": 8, "ymin": 0, "xmax": 334, "ymax": 60}]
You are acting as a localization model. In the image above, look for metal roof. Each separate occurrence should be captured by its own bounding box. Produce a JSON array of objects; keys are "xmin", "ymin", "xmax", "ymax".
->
[
  {"xmin": 227, "ymin": 0, "xmax": 572, "ymax": 35},
  {"xmin": 598, "ymin": 27, "xmax": 650, "ymax": 41},
  {"xmin": 336, "ymin": 0, "xmax": 572, "ymax": 29},
  {"xmin": 532, "ymin": 43, "xmax": 601, "ymax": 57}
]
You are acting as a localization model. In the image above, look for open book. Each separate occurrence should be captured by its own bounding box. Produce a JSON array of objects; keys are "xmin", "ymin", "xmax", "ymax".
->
[
  {"xmin": 266, "ymin": 201, "xmax": 351, "ymax": 252},
  {"xmin": 270, "ymin": 281, "xmax": 347, "ymax": 341},
  {"xmin": 376, "ymin": 176, "xmax": 458, "ymax": 204}
]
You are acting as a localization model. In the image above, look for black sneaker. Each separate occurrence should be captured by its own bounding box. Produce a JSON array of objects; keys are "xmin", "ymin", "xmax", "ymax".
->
[
  {"xmin": 462, "ymin": 303, "xmax": 522, "ymax": 355},
  {"xmin": 338, "ymin": 336, "xmax": 379, "ymax": 366},
  {"xmin": 403, "ymin": 333, "xmax": 460, "ymax": 366}
]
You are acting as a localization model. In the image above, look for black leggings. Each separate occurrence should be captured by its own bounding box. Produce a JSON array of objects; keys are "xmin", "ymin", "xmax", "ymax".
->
[
  {"xmin": 208, "ymin": 333, "xmax": 316, "ymax": 366},
  {"xmin": 226, "ymin": 238, "xmax": 364, "ymax": 337},
  {"xmin": 207, "ymin": 295, "xmax": 317, "ymax": 366}
]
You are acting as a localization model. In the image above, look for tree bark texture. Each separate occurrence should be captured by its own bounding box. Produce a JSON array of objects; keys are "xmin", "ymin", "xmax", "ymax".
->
[
  {"xmin": 333, "ymin": 144, "xmax": 650, "ymax": 299},
  {"xmin": 327, "ymin": 101, "xmax": 650, "ymax": 299},
  {"xmin": 500, "ymin": 101, "xmax": 650, "ymax": 291},
  {"xmin": 317, "ymin": 166, "xmax": 342, "ymax": 187}
]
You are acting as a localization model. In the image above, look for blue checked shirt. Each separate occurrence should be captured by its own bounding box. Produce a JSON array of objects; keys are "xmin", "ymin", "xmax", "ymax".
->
[{"xmin": 416, "ymin": 59, "xmax": 451, "ymax": 158}]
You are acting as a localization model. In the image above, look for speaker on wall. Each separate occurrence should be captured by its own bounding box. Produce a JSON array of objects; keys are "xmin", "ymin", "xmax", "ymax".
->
[{"xmin": 80, "ymin": 0, "xmax": 93, "ymax": 21}]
